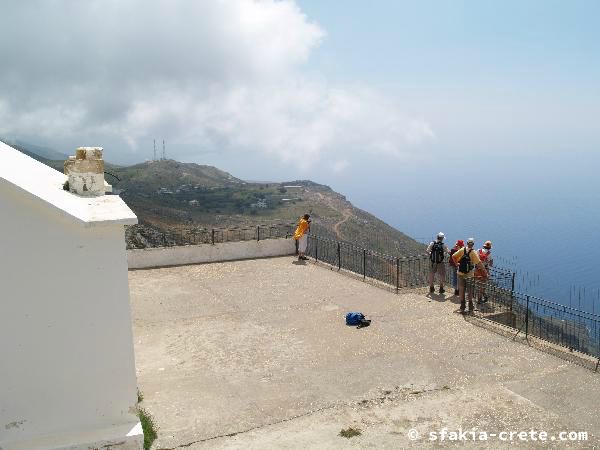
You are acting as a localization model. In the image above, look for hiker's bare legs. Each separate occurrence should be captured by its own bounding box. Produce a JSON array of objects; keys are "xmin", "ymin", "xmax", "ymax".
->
[
  {"xmin": 458, "ymin": 277, "xmax": 473, "ymax": 311},
  {"xmin": 466, "ymin": 279, "xmax": 474, "ymax": 311},
  {"xmin": 437, "ymin": 264, "xmax": 446, "ymax": 292},
  {"xmin": 429, "ymin": 264, "xmax": 445, "ymax": 293},
  {"xmin": 297, "ymin": 234, "xmax": 308, "ymax": 260}
]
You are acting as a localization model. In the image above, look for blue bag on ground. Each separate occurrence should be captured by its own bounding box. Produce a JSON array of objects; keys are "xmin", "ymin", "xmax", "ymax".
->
[{"xmin": 346, "ymin": 312, "xmax": 365, "ymax": 326}]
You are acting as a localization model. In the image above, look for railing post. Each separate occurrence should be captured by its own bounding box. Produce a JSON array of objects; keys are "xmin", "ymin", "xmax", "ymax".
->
[
  {"xmin": 211, "ymin": 228, "xmax": 215, "ymax": 245},
  {"xmin": 396, "ymin": 257, "xmax": 400, "ymax": 293},
  {"xmin": 337, "ymin": 242, "xmax": 341, "ymax": 271},
  {"xmin": 525, "ymin": 295, "xmax": 530, "ymax": 338},
  {"xmin": 401, "ymin": 259, "xmax": 404, "ymax": 287},
  {"xmin": 510, "ymin": 272, "xmax": 516, "ymax": 312},
  {"xmin": 363, "ymin": 249, "xmax": 366, "ymax": 280},
  {"xmin": 257, "ymin": 225, "xmax": 260, "ymax": 242},
  {"xmin": 315, "ymin": 237, "xmax": 318, "ymax": 262}
]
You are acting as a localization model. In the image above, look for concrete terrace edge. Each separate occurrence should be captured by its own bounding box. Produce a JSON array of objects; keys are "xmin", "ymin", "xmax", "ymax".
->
[
  {"xmin": 1, "ymin": 421, "xmax": 143, "ymax": 450},
  {"xmin": 127, "ymin": 238, "xmax": 296, "ymax": 269}
]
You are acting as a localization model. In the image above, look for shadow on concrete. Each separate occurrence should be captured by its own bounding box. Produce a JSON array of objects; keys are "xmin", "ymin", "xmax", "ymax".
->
[
  {"xmin": 292, "ymin": 260, "xmax": 307, "ymax": 265},
  {"xmin": 426, "ymin": 292, "xmax": 448, "ymax": 303},
  {"xmin": 448, "ymin": 295, "xmax": 462, "ymax": 305},
  {"xmin": 427, "ymin": 292, "xmax": 465, "ymax": 304}
]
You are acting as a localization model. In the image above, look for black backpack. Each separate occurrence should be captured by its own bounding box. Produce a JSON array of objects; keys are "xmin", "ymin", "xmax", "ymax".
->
[
  {"xmin": 430, "ymin": 241, "xmax": 445, "ymax": 263},
  {"xmin": 459, "ymin": 249, "xmax": 474, "ymax": 273}
]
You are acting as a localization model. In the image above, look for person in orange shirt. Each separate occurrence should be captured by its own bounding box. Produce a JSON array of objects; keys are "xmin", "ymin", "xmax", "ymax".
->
[
  {"xmin": 475, "ymin": 240, "xmax": 493, "ymax": 303},
  {"xmin": 294, "ymin": 214, "xmax": 311, "ymax": 261}
]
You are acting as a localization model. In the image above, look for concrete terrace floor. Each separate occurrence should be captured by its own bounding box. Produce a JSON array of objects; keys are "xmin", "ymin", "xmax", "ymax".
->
[{"xmin": 129, "ymin": 257, "xmax": 600, "ymax": 449}]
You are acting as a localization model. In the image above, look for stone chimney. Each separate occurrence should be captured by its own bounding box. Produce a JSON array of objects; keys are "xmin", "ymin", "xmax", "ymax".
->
[{"xmin": 64, "ymin": 147, "xmax": 105, "ymax": 196}]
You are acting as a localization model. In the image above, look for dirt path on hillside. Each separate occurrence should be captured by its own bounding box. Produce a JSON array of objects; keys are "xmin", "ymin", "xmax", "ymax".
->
[
  {"xmin": 316, "ymin": 192, "xmax": 352, "ymax": 240},
  {"xmin": 333, "ymin": 208, "xmax": 352, "ymax": 240}
]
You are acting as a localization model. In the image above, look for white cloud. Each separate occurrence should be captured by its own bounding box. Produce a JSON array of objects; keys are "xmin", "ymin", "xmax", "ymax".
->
[
  {"xmin": 0, "ymin": 0, "xmax": 433, "ymax": 170},
  {"xmin": 332, "ymin": 159, "xmax": 350, "ymax": 174}
]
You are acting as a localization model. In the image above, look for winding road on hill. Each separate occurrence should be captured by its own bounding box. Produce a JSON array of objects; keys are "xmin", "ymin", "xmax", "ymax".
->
[
  {"xmin": 333, "ymin": 209, "xmax": 352, "ymax": 240},
  {"xmin": 316, "ymin": 192, "xmax": 352, "ymax": 241}
]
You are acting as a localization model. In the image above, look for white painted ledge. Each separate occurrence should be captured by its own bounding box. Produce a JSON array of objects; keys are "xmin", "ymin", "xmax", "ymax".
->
[
  {"xmin": 0, "ymin": 141, "xmax": 137, "ymax": 227},
  {"xmin": 128, "ymin": 238, "xmax": 296, "ymax": 269}
]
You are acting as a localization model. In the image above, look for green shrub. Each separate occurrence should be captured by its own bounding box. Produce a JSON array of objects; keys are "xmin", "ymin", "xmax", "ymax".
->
[
  {"xmin": 137, "ymin": 407, "xmax": 158, "ymax": 450},
  {"xmin": 339, "ymin": 427, "xmax": 361, "ymax": 438}
]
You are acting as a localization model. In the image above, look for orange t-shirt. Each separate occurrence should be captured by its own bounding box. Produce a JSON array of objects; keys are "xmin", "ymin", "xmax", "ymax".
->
[{"xmin": 294, "ymin": 219, "xmax": 309, "ymax": 240}]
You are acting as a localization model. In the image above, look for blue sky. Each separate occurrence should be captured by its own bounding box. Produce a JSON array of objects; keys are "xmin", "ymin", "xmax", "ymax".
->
[
  {"xmin": 1, "ymin": 0, "xmax": 598, "ymax": 205},
  {"xmin": 297, "ymin": 0, "xmax": 600, "ymax": 163},
  {"xmin": 294, "ymin": 0, "xmax": 600, "ymax": 202},
  {"xmin": 299, "ymin": 0, "xmax": 600, "ymax": 88}
]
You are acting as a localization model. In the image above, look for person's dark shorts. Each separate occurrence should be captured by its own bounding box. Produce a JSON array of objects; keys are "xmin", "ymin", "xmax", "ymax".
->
[{"xmin": 430, "ymin": 262, "xmax": 446, "ymax": 276}]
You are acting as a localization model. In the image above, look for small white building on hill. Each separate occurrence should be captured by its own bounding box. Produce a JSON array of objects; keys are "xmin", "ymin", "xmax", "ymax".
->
[{"xmin": 0, "ymin": 142, "xmax": 143, "ymax": 449}]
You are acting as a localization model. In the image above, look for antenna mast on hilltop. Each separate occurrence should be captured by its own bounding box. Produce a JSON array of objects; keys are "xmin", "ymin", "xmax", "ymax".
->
[
  {"xmin": 153, "ymin": 139, "xmax": 157, "ymax": 161},
  {"xmin": 162, "ymin": 140, "xmax": 166, "ymax": 160}
]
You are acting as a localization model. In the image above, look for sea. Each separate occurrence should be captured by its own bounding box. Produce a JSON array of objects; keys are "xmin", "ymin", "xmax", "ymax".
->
[{"xmin": 339, "ymin": 149, "xmax": 600, "ymax": 315}]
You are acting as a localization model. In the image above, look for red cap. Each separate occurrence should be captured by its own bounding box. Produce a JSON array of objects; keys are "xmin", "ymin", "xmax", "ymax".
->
[{"xmin": 456, "ymin": 240, "xmax": 464, "ymax": 247}]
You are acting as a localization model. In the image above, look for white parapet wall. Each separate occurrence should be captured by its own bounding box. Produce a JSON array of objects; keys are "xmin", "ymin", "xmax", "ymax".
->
[
  {"xmin": 127, "ymin": 238, "xmax": 296, "ymax": 269},
  {"xmin": 0, "ymin": 142, "xmax": 142, "ymax": 450}
]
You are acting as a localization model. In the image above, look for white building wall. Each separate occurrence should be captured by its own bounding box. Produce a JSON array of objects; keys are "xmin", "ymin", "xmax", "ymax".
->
[
  {"xmin": 128, "ymin": 238, "xmax": 296, "ymax": 269},
  {"xmin": 0, "ymin": 181, "xmax": 140, "ymax": 448}
]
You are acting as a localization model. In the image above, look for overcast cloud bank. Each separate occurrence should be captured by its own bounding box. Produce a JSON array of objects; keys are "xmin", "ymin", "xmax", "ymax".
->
[{"xmin": 0, "ymin": 0, "xmax": 433, "ymax": 172}]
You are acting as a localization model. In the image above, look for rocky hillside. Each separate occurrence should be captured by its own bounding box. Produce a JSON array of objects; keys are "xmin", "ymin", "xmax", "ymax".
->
[{"xmin": 7, "ymin": 140, "xmax": 424, "ymax": 256}]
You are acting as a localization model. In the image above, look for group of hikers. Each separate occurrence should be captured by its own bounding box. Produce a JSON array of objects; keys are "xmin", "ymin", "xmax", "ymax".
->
[
  {"xmin": 427, "ymin": 232, "xmax": 493, "ymax": 313},
  {"xmin": 292, "ymin": 215, "xmax": 493, "ymax": 314}
]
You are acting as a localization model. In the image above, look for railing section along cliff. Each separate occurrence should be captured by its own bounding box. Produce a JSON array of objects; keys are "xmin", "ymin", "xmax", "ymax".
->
[
  {"xmin": 126, "ymin": 222, "xmax": 296, "ymax": 249},
  {"xmin": 305, "ymin": 234, "xmax": 600, "ymax": 369}
]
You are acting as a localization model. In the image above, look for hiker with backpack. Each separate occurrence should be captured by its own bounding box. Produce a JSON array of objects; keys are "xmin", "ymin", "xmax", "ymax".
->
[
  {"xmin": 452, "ymin": 237, "xmax": 487, "ymax": 313},
  {"xmin": 475, "ymin": 240, "xmax": 493, "ymax": 303},
  {"xmin": 427, "ymin": 232, "xmax": 450, "ymax": 294},
  {"xmin": 449, "ymin": 239, "xmax": 465, "ymax": 296},
  {"xmin": 294, "ymin": 214, "xmax": 311, "ymax": 261}
]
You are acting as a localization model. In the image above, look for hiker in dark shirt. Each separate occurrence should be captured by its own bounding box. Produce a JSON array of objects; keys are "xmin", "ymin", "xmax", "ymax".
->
[{"xmin": 427, "ymin": 232, "xmax": 450, "ymax": 294}]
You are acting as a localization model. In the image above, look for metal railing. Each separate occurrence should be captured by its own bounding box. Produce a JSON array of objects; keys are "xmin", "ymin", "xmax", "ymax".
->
[
  {"xmin": 305, "ymin": 235, "xmax": 512, "ymax": 292},
  {"xmin": 468, "ymin": 278, "xmax": 600, "ymax": 365},
  {"xmin": 306, "ymin": 235, "xmax": 429, "ymax": 290},
  {"xmin": 306, "ymin": 234, "xmax": 600, "ymax": 367},
  {"xmin": 126, "ymin": 222, "xmax": 295, "ymax": 249}
]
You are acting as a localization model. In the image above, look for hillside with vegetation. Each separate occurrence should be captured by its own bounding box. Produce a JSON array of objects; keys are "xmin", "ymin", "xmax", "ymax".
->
[
  {"xmin": 111, "ymin": 160, "xmax": 423, "ymax": 255},
  {"xmin": 5, "ymin": 140, "xmax": 425, "ymax": 256}
]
